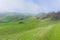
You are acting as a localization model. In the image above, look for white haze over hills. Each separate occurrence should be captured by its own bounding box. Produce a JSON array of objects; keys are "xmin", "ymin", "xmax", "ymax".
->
[
  {"xmin": 0, "ymin": 0, "xmax": 39, "ymax": 14},
  {"xmin": 0, "ymin": 0, "xmax": 60, "ymax": 14}
]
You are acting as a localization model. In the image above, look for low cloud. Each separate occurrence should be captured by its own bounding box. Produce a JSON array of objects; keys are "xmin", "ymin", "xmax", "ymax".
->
[
  {"xmin": 0, "ymin": 0, "xmax": 60, "ymax": 13},
  {"xmin": 0, "ymin": 0, "xmax": 39, "ymax": 13}
]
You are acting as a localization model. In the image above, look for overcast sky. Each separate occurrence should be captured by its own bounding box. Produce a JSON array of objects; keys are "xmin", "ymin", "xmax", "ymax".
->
[{"xmin": 0, "ymin": 0, "xmax": 60, "ymax": 13}]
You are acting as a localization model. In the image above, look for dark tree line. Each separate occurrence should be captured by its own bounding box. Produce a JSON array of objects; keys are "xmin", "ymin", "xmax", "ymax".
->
[
  {"xmin": 36, "ymin": 11, "xmax": 60, "ymax": 20},
  {"xmin": 47, "ymin": 11, "xmax": 60, "ymax": 20}
]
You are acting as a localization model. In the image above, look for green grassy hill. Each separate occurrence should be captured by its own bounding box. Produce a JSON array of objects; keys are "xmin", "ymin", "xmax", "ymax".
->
[{"xmin": 0, "ymin": 14, "xmax": 60, "ymax": 40}]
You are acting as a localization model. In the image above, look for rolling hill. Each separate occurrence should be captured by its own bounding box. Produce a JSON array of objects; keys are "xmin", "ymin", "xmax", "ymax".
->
[{"xmin": 0, "ymin": 13, "xmax": 60, "ymax": 40}]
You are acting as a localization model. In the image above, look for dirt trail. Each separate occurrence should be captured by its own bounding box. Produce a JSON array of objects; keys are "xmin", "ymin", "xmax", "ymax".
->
[{"xmin": 39, "ymin": 25, "xmax": 54, "ymax": 38}]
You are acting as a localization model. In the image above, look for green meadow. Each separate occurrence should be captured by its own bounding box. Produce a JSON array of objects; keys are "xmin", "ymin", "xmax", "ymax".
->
[
  {"xmin": 0, "ymin": 13, "xmax": 60, "ymax": 40},
  {"xmin": 0, "ymin": 18, "xmax": 60, "ymax": 40}
]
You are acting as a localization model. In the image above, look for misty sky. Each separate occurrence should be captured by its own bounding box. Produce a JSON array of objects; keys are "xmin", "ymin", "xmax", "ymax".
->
[{"xmin": 0, "ymin": 0, "xmax": 60, "ymax": 13}]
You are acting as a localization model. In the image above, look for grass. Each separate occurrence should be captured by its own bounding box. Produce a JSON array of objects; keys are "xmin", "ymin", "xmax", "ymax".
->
[
  {"xmin": 0, "ymin": 18, "xmax": 60, "ymax": 40},
  {"xmin": 43, "ymin": 23, "xmax": 60, "ymax": 40}
]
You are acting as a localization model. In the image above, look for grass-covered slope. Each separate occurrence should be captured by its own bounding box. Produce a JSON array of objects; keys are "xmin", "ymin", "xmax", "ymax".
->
[
  {"xmin": 0, "ymin": 16, "xmax": 60, "ymax": 40},
  {"xmin": 43, "ymin": 22, "xmax": 60, "ymax": 40},
  {"xmin": 0, "ymin": 13, "xmax": 31, "ymax": 23}
]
